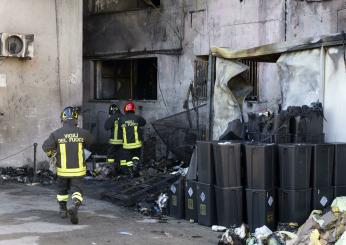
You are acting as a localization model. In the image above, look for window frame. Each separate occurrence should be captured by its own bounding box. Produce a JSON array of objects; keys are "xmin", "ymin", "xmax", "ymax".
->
[{"xmin": 93, "ymin": 58, "xmax": 158, "ymax": 102}]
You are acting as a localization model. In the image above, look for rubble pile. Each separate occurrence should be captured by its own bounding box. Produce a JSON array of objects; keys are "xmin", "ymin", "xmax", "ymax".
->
[
  {"xmin": 97, "ymin": 159, "xmax": 186, "ymax": 217},
  {"xmin": 218, "ymin": 197, "xmax": 346, "ymax": 245},
  {"xmin": 246, "ymin": 102, "xmax": 324, "ymax": 144},
  {"xmin": 0, "ymin": 166, "xmax": 55, "ymax": 185}
]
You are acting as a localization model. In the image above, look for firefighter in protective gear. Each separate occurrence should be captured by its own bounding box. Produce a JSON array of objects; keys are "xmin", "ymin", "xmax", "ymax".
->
[
  {"xmin": 42, "ymin": 106, "xmax": 93, "ymax": 224},
  {"xmin": 119, "ymin": 102, "xmax": 146, "ymax": 177},
  {"xmin": 104, "ymin": 104, "xmax": 123, "ymax": 170}
]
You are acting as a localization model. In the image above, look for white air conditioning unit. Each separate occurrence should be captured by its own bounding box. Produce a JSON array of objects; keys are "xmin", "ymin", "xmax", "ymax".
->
[{"xmin": 0, "ymin": 33, "xmax": 34, "ymax": 59}]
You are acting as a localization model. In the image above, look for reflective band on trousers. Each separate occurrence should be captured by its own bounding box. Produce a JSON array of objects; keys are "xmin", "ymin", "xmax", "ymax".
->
[
  {"xmin": 122, "ymin": 125, "xmax": 142, "ymax": 149},
  {"xmin": 57, "ymin": 167, "xmax": 86, "ymax": 177},
  {"xmin": 57, "ymin": 143, "xmax": 86, "ymax": 177},
  {"xmin": 107, "ymin": 158, "xmax": 115, "ymax": 163},
  {"xmin": 57, "ymin": 194, "xmax": 69, "ymax": 202},
  {"xmin": 120, "ymin": 160, "xmax": 133, "ymax": 167},
  {"xmin": 72, "ymin": 192, "xmax": 83, "ymax": 202}
]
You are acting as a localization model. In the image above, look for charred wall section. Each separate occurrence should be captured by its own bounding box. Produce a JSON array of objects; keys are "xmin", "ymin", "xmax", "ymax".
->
[{"xmin": 83, "ymin": 0, "xmax": 345, "ymax": 156}]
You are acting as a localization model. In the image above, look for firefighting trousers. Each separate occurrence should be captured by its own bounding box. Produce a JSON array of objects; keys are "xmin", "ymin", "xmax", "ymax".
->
[
  {"xmin": 106, "ymin": 144, "xmax": 122, "ymax": 164},
  {"xmin": 120, "ymin": 148, "xmax": 142, "ymax": 174},
  {"xmin": 56, "ymin": 177, "xmax": 84, "ymax": 204}
]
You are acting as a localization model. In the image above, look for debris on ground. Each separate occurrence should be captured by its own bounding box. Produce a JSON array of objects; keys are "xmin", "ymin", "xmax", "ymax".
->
[
  {"xmin": 218, "ymin": 197, "xmax": 346, "ymax": 245},
  {"xmin": 277, "ymin": 223, "xmax": 299, "ymax": 233},
  {"xmin": 212, "ymin": 225, "xmax": 228, "ymax": 232},
  {"xmin": 0, "ymin": 166, "xmax": 55, "ymax": 185}
]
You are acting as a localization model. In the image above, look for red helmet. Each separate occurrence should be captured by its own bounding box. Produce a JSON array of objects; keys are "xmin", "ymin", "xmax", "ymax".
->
[{"xmin": 124, "ymin": 102, "xmax": 135, "ymax": 113}]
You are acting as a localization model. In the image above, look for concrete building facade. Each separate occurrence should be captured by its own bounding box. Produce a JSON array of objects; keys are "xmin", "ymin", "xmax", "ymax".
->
[
  {"xmin": 83, "ymin": 0, "xmax": 346, "ymax": 151},
  {"xmin": 0, "ymin": 0, "xmax": 83, "ymax": 166},
  {"xmin": 0, "ymin": 0, "xmax": 345, "ymax": 166}
]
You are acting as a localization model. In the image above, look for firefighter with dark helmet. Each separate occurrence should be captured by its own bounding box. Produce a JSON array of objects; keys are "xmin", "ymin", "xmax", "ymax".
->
[
  {"xmin": 119, "ymin": 101, "xmax": 146, "ymax": 176},
  {"xmin": 42, "ymin": 106, "xmax": 93, "ymax": 224},
  {"xmin": 104, "ymin": 104, "xmax": 123, "ymax": 170}
]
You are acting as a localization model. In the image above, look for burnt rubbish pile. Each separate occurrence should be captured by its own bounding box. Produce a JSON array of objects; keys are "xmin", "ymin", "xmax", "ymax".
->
[
  {"xmin": 218, "ymin": 198, "xmax": 346, "ymax": 245},
  {"xmin": 0, "ymin": 166, "xmax": 55, "ymax": 185},
  {"xmin": 99, "ymin": 159, "xmax": 188, "ymax": 217},
  {"xmin": 246, "ymin": 102, "xmax": 324, "ymax": 144}
]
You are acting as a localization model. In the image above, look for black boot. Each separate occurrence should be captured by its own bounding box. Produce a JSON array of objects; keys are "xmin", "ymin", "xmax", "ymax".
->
[
  {"xmin": 68, "ymin": 200, "xmax": 81, "ymax": 225},
  {"xmin": 59, "ymin": 201, "xmax": 67, "ymax": 219}
]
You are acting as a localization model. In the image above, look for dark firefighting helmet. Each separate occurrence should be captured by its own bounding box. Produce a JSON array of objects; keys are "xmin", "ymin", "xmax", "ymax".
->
[
  {"xmin": 109, "ymin": 104, "xmax": 120, "ymax": 115},
  {"xmin": 124, "ymin": 102, "xmax": 135, "ymax": 113},
  {"xmin": 60, "ymin": 106, "xmax": 78, "ymax": 121}
]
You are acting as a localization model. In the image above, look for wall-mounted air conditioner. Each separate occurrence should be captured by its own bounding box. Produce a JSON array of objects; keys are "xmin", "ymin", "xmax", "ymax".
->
[{"xmin": 0, "ymin": 33, "xmax": 34, "ymax": 59}]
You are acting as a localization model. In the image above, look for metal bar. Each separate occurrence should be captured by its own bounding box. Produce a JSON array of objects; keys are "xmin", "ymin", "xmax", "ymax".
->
[
  {"xmin": 206, "ymin": 54, "xmax": 215, "ymax": 140},
  {"xmin": 33, "ymin": 143, "xmax": 37, "ymax": 181}
]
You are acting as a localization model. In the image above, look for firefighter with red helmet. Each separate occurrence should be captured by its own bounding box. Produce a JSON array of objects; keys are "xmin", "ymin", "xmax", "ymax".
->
[{"xmin": 119, "ymin": 101, "xmax": 146, "ymax": 176}]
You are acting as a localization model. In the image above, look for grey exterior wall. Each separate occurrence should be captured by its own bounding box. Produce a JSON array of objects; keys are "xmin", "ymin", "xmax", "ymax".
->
[
  {"xmin": 83, "ymin": 0, "xmax": 346, "ymax": 146},
  {"xmin": 0, "ymin": 0, "xmax": 83, "ymax": 167}
]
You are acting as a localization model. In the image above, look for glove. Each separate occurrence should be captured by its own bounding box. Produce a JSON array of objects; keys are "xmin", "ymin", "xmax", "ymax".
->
[{"xmin": 46, "ymin": 150, "xmax": 56, "ymax": 158}]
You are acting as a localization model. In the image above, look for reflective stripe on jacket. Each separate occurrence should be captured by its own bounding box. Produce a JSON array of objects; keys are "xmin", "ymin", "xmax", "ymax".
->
[
  {"xmin": 119, "ymin": 113, "xmax": 146, "ymax": 150},
  {"xmin": 42, "ymin": 121, "xmax": 94, "ymax": 177},
  {"xmin": 104, "ymin": 113, "xmax": 123, "ymax": 145}
]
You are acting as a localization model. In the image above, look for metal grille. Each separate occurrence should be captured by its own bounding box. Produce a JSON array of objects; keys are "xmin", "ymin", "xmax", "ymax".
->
[
  {"xmin": 193, "ymin": 59, "xmax": 208, "ymax": 101},
  {"xmin": 152, "ymin": 105, "xmax": 207, "ymax": 163},
  {"xmin": 239, "ymin": 59, "xmax": 258, "ymax": 100}
]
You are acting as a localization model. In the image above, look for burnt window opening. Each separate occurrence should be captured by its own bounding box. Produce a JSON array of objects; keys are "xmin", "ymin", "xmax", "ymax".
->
[
  {"xmin": 87, "ymin": 0, "xmax": 160, "ymax": 15},
  {"xmin": 94, "ymin": 58, "xmax": 157, "ymax": 101},
  {"xmin": 239, "ymin": 59, "xmax": 259, "ymax": 101}
]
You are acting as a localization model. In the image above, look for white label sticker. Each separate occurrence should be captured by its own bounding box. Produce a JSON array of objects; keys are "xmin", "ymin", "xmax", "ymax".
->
[
  {"xmin": 320, "ymin": 196, "xmax": 328, "ymax": 207},
  {"xmin": 170, "ymin": 185, "xmax": 176, "ymax": 194},
  {"xmin": 188, "ymin": 187, "xmax": 193, "ymax": 197},
  {"xmin": 268, "ymin": 196, "xmax": 274, "ymax": 207},
  {"xmin": 0, "ymin": 74, "xmax": 6, "ymax": 87},
  {"xmin": 200, "ymin": 192, "xmax": 206, "ymax": 202}
]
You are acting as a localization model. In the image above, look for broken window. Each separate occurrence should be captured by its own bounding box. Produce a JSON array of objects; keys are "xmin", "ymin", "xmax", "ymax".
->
[
  {"xmin": 239, "ymin": 59, "xmax": 259, "ymax": 100},
  {"xmin": 192, "ymin": 58, "xmax": 208, "ymax": 105},
  {"xmin": 94, "ymin": 58, "xmax": 157, "ymax": 100}
]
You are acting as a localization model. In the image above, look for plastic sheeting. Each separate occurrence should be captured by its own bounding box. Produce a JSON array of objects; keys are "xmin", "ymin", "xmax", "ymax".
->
[
  {"xmin": 212, "ymin": 58, "xmax": 252, "ymax": 140},
  {"xmin": 277, "ymin": 48, "xmax": 322, "ymax": 109},
  {"xmin": 323, "ymin": 46, "xmax": 346, "ymax": 142}
]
